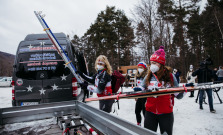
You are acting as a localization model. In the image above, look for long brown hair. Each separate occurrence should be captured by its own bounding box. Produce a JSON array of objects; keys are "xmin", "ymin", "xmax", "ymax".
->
[{"xmin": 146, "ymin": 65, "xmax": 174, "ymax": 87}]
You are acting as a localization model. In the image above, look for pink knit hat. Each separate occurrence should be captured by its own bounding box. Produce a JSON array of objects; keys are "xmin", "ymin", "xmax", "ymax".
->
[{"xmin": 150, "ymin": 46, "xmax": 166, "ymax": 65}]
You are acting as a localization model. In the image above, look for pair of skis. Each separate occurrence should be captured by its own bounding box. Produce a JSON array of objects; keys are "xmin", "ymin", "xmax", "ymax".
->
[
  {"xmin": 85, "ymin": 83, "xmax": 223, "ymax": 101},
  {"xmin": 34, "ymin": 11, "xmax": 83, "ymax": 83}
]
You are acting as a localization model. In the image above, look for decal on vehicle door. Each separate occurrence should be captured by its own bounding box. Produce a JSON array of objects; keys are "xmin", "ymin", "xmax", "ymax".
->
[
  {"xmin": 39, "ymin": 88, "xmax": 46, "ymax": 95},
  {"xmin": 26, "ymin": 85, "xmax": 33, "ymax": 92},
  {"xmin": 16, "ymin": 79, "xmax": 23, "ymax": 86}
]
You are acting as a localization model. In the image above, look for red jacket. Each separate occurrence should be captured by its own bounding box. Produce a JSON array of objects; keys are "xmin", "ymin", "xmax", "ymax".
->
[
  {"xmin": 145, "ymin": 73, "xmax": 175, "ymax": 114},
  {"xmin": 145, "ymin": 95, "xmax": 174, "ymax": 114}
]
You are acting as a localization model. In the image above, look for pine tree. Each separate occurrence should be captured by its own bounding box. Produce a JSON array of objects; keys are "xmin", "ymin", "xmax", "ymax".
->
[
  {"xmin": 83, "ymin": 6, "xmax": 135, "ymax": 71},
  {"xmin": 187, "ymin": 8, "xmax": 202, "ymax": 68},
  {"xmin": 199, "ymin": 0, "xmax": 223, "ymax": 67},
  {"xmin": 157, "ymin": 0, "xmax": 201, "ymax": 76}
]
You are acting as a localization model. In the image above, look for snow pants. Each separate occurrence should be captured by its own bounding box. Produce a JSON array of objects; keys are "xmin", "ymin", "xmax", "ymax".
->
[
  {"xmin": 99, "ymin": 99, "xmax": 114, "ymax": 113},
  {"xmin": 135, "ymin": 98, "xmax": 146, "ymax": 123},
  {"xmin": 199, "ymin": 89, "xmax": 214, "ymax": 110},
  {"xmin": 144, "ymin": 111, "xmax": 174, "ymax": 135}
]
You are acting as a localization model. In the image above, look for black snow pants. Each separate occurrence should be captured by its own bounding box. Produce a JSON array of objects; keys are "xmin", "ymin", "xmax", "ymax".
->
[
  {"xmin": 99, "ymin": 99, "xmax": 114, "ymax": 113},
  {"xmin": 144, "ymin": 111, "xmax": 174, "ymax": 135},
  {"xmin": 135, "ymin": 98, "xmax": 146, "ymax": 123}
]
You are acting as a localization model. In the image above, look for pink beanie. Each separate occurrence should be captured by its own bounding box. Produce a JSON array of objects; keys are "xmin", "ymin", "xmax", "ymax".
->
[{"xmin": 150, "ymin": 46, "xmax": 166, "ymax": 65}]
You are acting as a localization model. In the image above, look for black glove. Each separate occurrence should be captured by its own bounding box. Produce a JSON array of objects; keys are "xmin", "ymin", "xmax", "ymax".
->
[
  {"xmin": 133, "ymin": 87, "xmax": 142, "ymax": 92},
  {"xmin": 146, "ymin": 88, "xmax": 158, "ymax": 92},
  {"xmin": 185, "ymin": 83, "xmax": 194, "ymax": 87},
  {"xmin": 79, "ymin": 81, "xmax": 88, "ymax": 89},
  {"xmin": 151, "ymin": 88, "xmax": 159, "ymax": 92},
  {"xmin": 75, "ymin": 70, "xmax": 82, "ymax": 75}
]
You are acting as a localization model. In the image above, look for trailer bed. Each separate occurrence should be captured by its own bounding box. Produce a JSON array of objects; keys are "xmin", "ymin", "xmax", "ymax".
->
[{"xmin": 0, "ymin": 101, "xmax": 158, "ymax": 135}]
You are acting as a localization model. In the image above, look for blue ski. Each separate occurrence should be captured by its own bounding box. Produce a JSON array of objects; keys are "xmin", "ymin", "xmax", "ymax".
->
[{"xmin": 34, "ymin": 11, "xmax": 83, "ymax": 83}]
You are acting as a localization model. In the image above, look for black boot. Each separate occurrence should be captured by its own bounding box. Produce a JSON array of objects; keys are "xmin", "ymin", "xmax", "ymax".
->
[
  {"xmin": 210, "ymin": 109, "xmax": 216, "ymax": 113},
  {"xmin": 200, "ymin": 105, "xmax": 203, "ymax": 110},
  {"xmin": 189, "ymin": 92, "xmax": 194, "ymax": 97}
]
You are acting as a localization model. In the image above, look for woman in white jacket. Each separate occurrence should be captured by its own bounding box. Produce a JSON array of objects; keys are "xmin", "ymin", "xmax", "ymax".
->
[{"xmin": 186, "ymin": 65, "xmax": 196, "ymax": 97}]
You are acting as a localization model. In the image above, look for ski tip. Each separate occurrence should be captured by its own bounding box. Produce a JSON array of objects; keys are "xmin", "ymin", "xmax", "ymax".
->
[{"xmin": 34, "ymin": 11, "xmax": 44, "ymax": 16}]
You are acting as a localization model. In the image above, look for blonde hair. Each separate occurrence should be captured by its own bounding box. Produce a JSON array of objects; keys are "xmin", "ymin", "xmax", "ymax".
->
[{"xmin": 95, "ymin": 55, "xmax": 112, "ymax": 75}]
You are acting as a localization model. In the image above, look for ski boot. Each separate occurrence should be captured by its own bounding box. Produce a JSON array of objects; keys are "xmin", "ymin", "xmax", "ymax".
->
[
  {"xmin": 210, "ymin": 109, "xmax": 216, "ymax": 113},
  {"xmin": 200, "ymin": 105, "xmax": 203, "ymax": 110}
]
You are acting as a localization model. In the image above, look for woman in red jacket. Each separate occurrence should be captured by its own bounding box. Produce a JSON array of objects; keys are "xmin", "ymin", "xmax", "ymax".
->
[{"xmin": 139, "ymin": 46, "xmax": 184, "ymax": 135}]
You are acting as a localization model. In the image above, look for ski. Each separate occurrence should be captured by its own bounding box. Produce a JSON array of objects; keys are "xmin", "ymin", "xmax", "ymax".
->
[
  {"xmin": 85, "ymin": 83, "xmax": 223, "ymax": 101},
  {"xmin": 34, "ymin": 11, "xmax": 83, "ymax": 83}
]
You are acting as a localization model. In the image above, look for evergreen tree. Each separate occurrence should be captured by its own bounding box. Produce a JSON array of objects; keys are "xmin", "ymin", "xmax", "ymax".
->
[
  {"xmin": 83, "ymin": 6, "xmax": 135, "ymax": 71},
  {"xmin": 199, "ymin": 0, "xmax": 223, "ymax": 67},
  {"xmin": 187, "ymin": 8, "xmax": 202, "ymax": 68},
  {"xmin": 157, "ymin": 0, "xmax": 201, "ymax": 76}
]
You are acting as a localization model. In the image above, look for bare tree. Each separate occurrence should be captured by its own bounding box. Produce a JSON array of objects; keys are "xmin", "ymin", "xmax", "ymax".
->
[{"xmin": 132, "ymin": 0, "xmax": 159, "ymax": 63}]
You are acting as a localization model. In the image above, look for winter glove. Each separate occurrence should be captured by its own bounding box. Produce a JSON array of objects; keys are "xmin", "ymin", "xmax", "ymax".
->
[
  {"xmin": 151, "ymin": 87, "xmax": 159, "ymax": 92},
  {"xmin": 87, "ymin": 85, "xmax": 102, "ymax": 94},
  {"xmin": 145, "ymin": 88, "xmax": 158, "ymax": 92},
  {"xmin": 79, "ymin": 81, "xmax": 88, "ymax": 90},
  {"xmin": 75, "ymin": 70, "xmax": 83, "ymax": 76},
  {"xmin": 185, "ymin": 83, "xmax": 194, "ymax": 87},
  {"xmin": 133, "ymin": 87, "xmax": 142, "ymax": 91}
]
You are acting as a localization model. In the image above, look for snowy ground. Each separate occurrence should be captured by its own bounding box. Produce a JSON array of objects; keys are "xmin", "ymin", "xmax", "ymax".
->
[{"xmin": 0, "ymin": 85, "xmax": 223, "ymax": 135}]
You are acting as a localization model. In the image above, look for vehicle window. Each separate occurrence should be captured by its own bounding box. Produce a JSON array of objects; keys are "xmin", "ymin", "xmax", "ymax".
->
[{"xmin": 16, "ymin": 49, "xmax": 70, "ymax": 80}]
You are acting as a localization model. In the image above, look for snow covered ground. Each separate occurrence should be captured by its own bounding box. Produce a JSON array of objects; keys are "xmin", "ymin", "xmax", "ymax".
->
[{"xmin": 1, "ymin": 85, "xmax": 223, "ymax": 135}]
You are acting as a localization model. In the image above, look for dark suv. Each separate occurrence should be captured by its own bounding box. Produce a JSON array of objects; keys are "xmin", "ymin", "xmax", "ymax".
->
[{"xmin": 12, "ymin": 33, "xmax": 86, "ymax": 106}]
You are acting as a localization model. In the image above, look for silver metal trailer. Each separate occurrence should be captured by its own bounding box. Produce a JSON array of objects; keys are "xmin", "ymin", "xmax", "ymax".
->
[{"xmin": 0, "ymin": 101, "xmax": 158, "ymax": 135}]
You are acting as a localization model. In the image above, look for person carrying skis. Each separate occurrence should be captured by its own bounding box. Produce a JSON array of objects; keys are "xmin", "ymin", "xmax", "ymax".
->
[
  {"xmin": 134, "ymin": 46, "xmax": 184, "ymax": 135},
  {"xmin": 76, "ymin": 55, "xmax": 114, "ymax": 113},
  {"xmin": 134, "ymin": 62, "xmax": 148, "ymax": 126}
]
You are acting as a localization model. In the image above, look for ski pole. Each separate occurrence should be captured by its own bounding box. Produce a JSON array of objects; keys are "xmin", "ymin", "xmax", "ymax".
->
[{"xmin": 34, "ymin": 11, "xmax": 83, "ymax": 83}]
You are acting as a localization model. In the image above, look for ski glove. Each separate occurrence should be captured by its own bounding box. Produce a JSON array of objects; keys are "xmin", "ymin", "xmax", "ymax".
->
[
  {"xmin": 79, "ymin": 81, "xmax": 88, "ymax": 90},
  {"xmin": 151, "ymin": 88, "xmax": 159, "ymax": 92},
  {"xmin": 75, "ymin": 71, "xmax": 83, "ymax": 76},
  {"xmin": 133, "ymin": 87, "xmax": 142, "ymax": 91},
  {"xmin": 185, "ymin": 83, "xmax": 194, "ymax": 87},
  {"xmin": 87, "ymin": 85, "xmax": 103, "ymax": 94}
]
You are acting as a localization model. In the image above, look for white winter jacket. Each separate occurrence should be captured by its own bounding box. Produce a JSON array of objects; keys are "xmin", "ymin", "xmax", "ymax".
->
[{"xmin": 186, "ymin": 71, "xmax": 196, "ymax": 83}]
